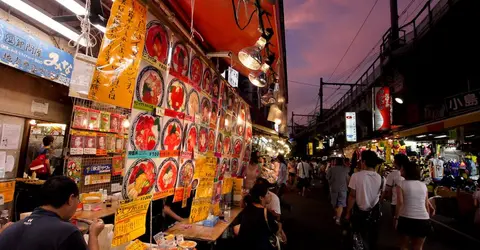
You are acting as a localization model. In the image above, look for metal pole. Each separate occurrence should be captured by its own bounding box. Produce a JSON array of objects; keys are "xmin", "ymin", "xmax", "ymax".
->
[
  {"xmin": 291, "ymin": 112, "xmax": 294, "ymax": 135},
  {"xmin": 320, "ymin": 78, "xmax": 323, "ymax": 121},
  {"xmin": 390, "ymin": 0, "xmax": 399, "ymax": 49}
]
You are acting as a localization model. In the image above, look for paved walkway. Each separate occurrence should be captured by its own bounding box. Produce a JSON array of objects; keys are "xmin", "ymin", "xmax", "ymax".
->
[{"xmin": 279, "ymin": 180, "xmax": 480, "ymax": 250}]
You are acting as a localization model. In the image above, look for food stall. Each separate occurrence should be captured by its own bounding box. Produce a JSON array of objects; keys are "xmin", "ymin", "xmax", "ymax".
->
[{"xmin": 56, "ymin": 0, "xmax": 287, "ymax": 248}]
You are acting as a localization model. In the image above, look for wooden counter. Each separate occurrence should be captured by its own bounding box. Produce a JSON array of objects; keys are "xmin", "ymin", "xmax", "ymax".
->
[
  {"xmin": 73, "ymin": 202, "xmax": 119, "ymax": 220},
  {"xmin": 165, "ymin": 207, "xmax": 243, "ymax": 242}
]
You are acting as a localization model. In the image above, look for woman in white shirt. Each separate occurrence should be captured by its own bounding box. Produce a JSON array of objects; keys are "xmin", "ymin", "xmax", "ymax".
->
[{"xmin": 395, "ymin": 162, "xmax": 434, "ymax": 250}]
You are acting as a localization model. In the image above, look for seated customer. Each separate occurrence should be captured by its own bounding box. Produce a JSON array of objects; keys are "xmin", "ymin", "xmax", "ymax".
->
[
  {"xmin": 163, "ymin": 190, "xmax": 194, "ymax": 227},
  {"xmin": 255, "ymin": 177, "xmax": 281, "ymax": 219},
  {"xmin": 0, "ymin": 176, "xmax": 105, "ymax": 250}
]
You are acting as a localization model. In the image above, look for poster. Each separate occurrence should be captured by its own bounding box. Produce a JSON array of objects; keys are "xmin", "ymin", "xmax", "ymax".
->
[
  {"xmin": 66, "ymin": 157, "xmax": 82, "ymax": 184},
  {"xmin": 112, "ymin": 155, "xmax": 124, "ymax": 176},
  {"xmin": 123, "ymin": 158, "xmax": 158, "ymax": 199},
  {"xmin": 153, "ymin": 157, "xmax": 178, "ymax": 200},
  {"xmin": 84, "ymin": 174, "xmax": 111, "ymax": 185},
  {"xmin": 0, "ymin": 181, "xmax": 15, "ymax": 204},
  {"xmin": 112, "ymin": 194, "xmax": 152, "ymax": 246},
  {"xmin": 143, "ymin": 13, "xmax": 171, "ymax": 71},
  {"xmin": 188, "ymin": 197, "xmax": 210, "ymax": 223},
  {"xmin": 88, "ymin": 0, "xmax": 147, "ymax": 108},
  {"xmin": 0, "ymin": 124, "xmax": 21, "ymax": 149},
  {"xmin": 221, "ymin": 177, "xmax": 233, "ymax": 195}
]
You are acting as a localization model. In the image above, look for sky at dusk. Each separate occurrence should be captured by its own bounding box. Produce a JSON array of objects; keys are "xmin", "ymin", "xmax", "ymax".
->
[{"xmin": 284, "ymin": 0, "xmax": 425, "ymax": 125}]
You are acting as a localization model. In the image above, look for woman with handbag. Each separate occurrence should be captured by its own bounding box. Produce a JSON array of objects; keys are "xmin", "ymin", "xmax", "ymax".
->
[{"xmin": 237, "ymin": 182, "xmax": 282, "ymax": 250}]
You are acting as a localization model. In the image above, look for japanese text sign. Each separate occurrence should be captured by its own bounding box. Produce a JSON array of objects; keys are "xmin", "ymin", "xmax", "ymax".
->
[
  {"xmin": 189, "ymin": 197, "xmax": 210, "ymax": 223},
  {"xmin": 112, "ymin": 194, "xmax": 152, "ymax": 246},
  {"xmin": 89, "ymin": 0, "xmax": 147, "ymax": 108},
  {"xmin": 0, "ymin": 20, "xmax": 74, "ymax": 86},
  {"xmin": 445, "ymin": 89, "xmax": 480, "ymax": 114},
  {"xmin": 83, "ymin": 164, "xmax": 112, "ymax": 175}
]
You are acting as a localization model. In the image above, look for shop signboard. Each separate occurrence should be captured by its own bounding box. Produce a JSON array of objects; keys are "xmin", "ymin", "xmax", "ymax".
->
[
  {"xmin": 227, "ymin": 67, "xmax": 239, "ymax": 88},
  {"xmin": 83, "ymin": 164, "xmax": 112, "ymax": 175},
  {"xmin": 372, "ymin": 87, "xmax": 392, "ymax": 131},
  {"xmin": 345, "ymin": 112, "xmax": 357, "ymax": 142},
  {"xmin": 0, "ymin": 19, "xmax": 74, "ymax": 86},
  {"xmin": 445, "ymin": 89, "xmax": 480, "ymax": 114}
]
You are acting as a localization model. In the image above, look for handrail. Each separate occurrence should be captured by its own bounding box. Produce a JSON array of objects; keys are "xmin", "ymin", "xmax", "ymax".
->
[{"xmin": 317, "ymin": 0, "xmax": 457, "ymax": 125}]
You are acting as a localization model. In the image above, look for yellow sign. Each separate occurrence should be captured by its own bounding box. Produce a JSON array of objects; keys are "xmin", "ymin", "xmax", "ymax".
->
[
  {"xmin": 0, "ymin": 181, "xmax": 15, "ymax": 203},
  {"xmin": 189, "ymin": 198, "xmax": 210, "ymax": 223},
  {"xmin": 212, "ymin": 202, "xmax": 220, "ymax": 216},
  {"xmin": 126, "ymin": 240, "xmax": 147, "ymax": 250},
  {"xmin": 307, "ymin": 142, "xmax": 313, "ymax": 155},
  {"xmin": 112, "ymin": 194, "xmax": 152, "ymax": 246},
  {"xmin": 221, "ymin": 177, "xmax": 233, "ymax": 195},
  {"xmin": 152, "ymin": 189, "xmax": 174, "ymax": 200},
  {"xmin": 88, "ymin": 0, "xmax": 147, "ymax": 108},
  {"xmin": 195, "ymin": 177, "xmax": 214, "ymax": 199}
]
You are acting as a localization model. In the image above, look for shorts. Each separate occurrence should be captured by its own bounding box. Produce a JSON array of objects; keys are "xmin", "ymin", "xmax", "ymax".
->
[
  {"xmin": 330, "ymin": 191, "xmax": 347, "ymax": 207},
  {"xmin": 397, "ymin": 216, "xmax": 432, "ymax": 238}
]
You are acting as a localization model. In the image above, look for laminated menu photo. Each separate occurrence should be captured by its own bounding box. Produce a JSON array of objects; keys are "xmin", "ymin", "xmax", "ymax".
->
[
  {"xmin": 70, "ymin": 130, "xmax": 84, "ymax": 155},
  {"xmin": 88, "ymin": 109, "xmax": 101, "ymax": 131},
  {"xmin": 84, "ymin": 132, "xmax": 97, "ymax": 155},
  {"xmin": 72, "ymin": 106, "xmax": 89, "ymax": 129}
]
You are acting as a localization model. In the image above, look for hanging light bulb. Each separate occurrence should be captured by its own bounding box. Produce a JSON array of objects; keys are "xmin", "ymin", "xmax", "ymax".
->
[
  {"xmin": 248, "ymin": 71, "xmax": 267, "ymax": 87},
  {"xmin": 29, "ymin": 119, "xmax": 37, "ymax": 125},
  {"xmin": 239, "ymin": 45, "xmax": 262, "ymax": 70},
  {"xmin": 122, "ymin": 118, "xmax": 130, "ymax": 128}
]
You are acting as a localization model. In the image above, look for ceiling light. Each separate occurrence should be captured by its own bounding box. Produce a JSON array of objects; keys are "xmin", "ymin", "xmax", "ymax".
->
[
  {"xmin": 466, "ymin": 134, "xmax": 475, "ymax": 138},
  {"xmin": 416, "ymin": 135, "xmax": 426, "ymax": 138},
  {"xmin": 434, "ymin": 135, "xmax": 447, "ymax": 139},
  {"xmin": 29, "ymin": 120, "xmax": 37, "ymax": 125},
  {"xmin": 55, "ymin": 0, "xmax": 106, "ymax": 33},
  {"xmin": 2, "ymin": 0, "xmax": 88, "ymax": 46},
  {"xmin": 238, "ymin": 37, "xmax": 268, "ymax": 70},
  {"xmin": 395, "ymin": 97, "xmax": 403, "ymax": 104},
  {"xmin": 248, "ymin": 71, "xmax": 267, "ymax": 87}
]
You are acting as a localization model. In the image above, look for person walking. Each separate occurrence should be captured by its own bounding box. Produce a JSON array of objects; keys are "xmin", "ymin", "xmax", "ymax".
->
[
  {"xmin": 326, "ymin": 157, "xmax": 350, "ymax": 225},
  {"xmin": 395, "ymin": 162, "xmax": 434, "ymax": 250},
  {"xmin": 345, "ymin": 150, "xmax": 385, "ymax": 250},
  {"xmin": 297, "ymin": 157, "xmax": 311, "ymax": 197},
  {"xmin": 287, "ymin": 159, "xmax": 297, "ymax": 187},
  {"xmin": 383, "ymin": 154, "xmax": 409, "ymax": 217}
]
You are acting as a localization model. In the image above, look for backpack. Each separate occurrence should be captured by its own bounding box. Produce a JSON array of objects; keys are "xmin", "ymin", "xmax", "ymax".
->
[{"xmin": 29, "ymin": 150, "xmax": 49, "ymax": 175}]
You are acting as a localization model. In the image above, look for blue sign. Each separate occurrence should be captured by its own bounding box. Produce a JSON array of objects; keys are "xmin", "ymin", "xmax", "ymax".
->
[
  {"xmin": 0, "ymin": 20, "xmax": 74, "ymax": 86},
  {"xmin": 84, "ymin": 164, "xmax": 112, "ymax": 175},
  {"xmin": 128, "ymin": 150, "xmax": 160, "ymax": 159}
]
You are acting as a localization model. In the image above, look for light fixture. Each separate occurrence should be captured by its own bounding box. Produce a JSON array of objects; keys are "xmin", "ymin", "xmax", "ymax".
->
[
  {"xmin": 239, "ymin": 38, "xmax": 266, "ymax": 70},
  {"xmin": 466, "ymin": 134, "xmax": 475, "ymax": 138},
  {"xmin": 267, "ymin": 104, "xmax": 283, "ymax": 125},
  {"xmin": 2, "ymin": 0, "xmax": 88, "ymax": 46},
  {"xmin": 416, "ymin": 135, "xmax": 426, "ymax": 138},
  {"xmin": 29, "ymin": 119, "xmax": 37, "ymax": 125},
  {"xmin": 434, "ymin": 135, "xmax": 447, "ymax": 139},
  {"xmin": 122, "ymin": 119, "xmax": 130, "ymax": 128},
  {"xmin": 248, "ymin": 71, "xmax": 267, "ymax": 87},
  {"xmin": 55, "ymin": 0, "xmax": 106, "ymax": 33},
  {"xmin": 395, "ymin": 97, "xmax": 404, "ymax": 104}
]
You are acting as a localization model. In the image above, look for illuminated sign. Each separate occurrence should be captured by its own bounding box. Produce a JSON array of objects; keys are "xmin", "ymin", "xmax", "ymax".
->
[
  {"xmin": 373, "ymin": 87, "xmax": 392, "ymax": 131},
  {"xmin": 345, "ymin": 112, "xmax": 357, "ymax": 142}
]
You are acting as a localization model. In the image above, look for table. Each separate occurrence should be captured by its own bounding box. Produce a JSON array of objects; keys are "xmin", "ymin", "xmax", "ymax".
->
[
  {"xmin": 165, "ymin": 207, "xmax": 243, "ymax": 242},
  {"xmin": 73, "ymin": 202, "xmax": 119, "ymax": 220}
]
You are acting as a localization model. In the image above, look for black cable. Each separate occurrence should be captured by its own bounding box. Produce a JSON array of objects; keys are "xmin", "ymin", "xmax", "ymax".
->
[{"xmin": 231, "ymin": 0, "xmax": 258, "ymax": 30}]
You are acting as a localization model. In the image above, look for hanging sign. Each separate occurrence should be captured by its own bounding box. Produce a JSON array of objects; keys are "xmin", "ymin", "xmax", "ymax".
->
[
  {"xmin": 189, "ymin": 197, "xmax": 210, "ymax": 223},
  {"xmin": 445, "ymin": 89, "xmax": 480, "ymax": 114},
  {"xmin": 0, "ymin": 20, "xmax": 74, "ymax": 86},
  {"xmin": 112, "ymin": 194, "xmax": 152, "ymax": 246},
  {"xmin": 373, "ymin": 87, "xmax": 392, "ymax": 131},
  {"xmin": 88, "ymin": 0, "xmax": 147, "ymax": 108},
  {"xmin": 83, "ymin": 164, "xmax": 112, "ymax": 175},
  {"xmin": 345, "ymin": 112, "xmax": 357, "ymax": 142}
]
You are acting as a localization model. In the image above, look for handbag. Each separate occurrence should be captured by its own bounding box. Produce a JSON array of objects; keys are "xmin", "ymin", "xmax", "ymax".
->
[{"xmin": 263, "ymin": 208, "xmax": 281, "ymax": 250}]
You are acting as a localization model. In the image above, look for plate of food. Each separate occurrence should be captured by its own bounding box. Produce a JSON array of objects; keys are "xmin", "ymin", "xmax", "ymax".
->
[
  {"xmin": 189, "ymin": 55, "xmax": 202, "ymax": 86},
  {"xmin": 156, "ymin": 158, "xmax": 178, "ymax": 192},
  {"xmin": 166, "ymin": 79, "xmax": 186, "ymax": 112},
  {"xmin": 177, "ymin": 160, "xmax": 194, "ymax": 187},
  {"xmin": 198, "ymin": 127, "xmax": 208, "ymax": 153},
  {"xmin": 223, "ymin": 136, "xmax": 231, "ymax": 156},
  {"xmin": 136, "ymin": 66, "xmax": 164, "ymax": 106},
  {"xmin": 123, "ymin": 159, "xmax": 157, "ymax": 199},
  {"xmin": 207, "ymin": 129, "xmax": 215, "ymax": 152},
  {"xmin": 161, "ymin": 118, "xmax": 183, "ymax": 150},
  {"xmin": 184, "ymin": 124, "xmax": 197, "ymax": 153},
  {"xmin": 201, "ymin": 97, "xmax": 211, "ymax": 124},
  {"xmin": 178, "ymin": 240, "xmax": 197, "ymax": 250},
  {"xmin": 130, "ymin": 113, "xmax": 161, "ymax": 150},
  {"xmin": 145, "ymin": 21, "xmax": 169, "ymax": 64},
  {"xmin": 171, "ymin": 42, "xmax": 189, "ymax": 76},
  {"xmin": 186, "ymin": 88, "xmax": 200, "ymax": 116},
  {"xmin": 202, "ymin": 68, "xmax": 212, "ymax": 94}
]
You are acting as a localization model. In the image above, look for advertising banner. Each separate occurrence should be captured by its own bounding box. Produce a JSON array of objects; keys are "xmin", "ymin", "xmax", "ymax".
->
[
  {"xmin": 345, "ymin": 112, "xmax": 357, "ymax": 142},
  {"xmin": 373, "ymin": 87, "xmax": 392, "ymax": 131}
]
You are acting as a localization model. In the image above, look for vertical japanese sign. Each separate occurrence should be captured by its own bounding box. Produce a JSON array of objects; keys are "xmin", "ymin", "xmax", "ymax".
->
[
  {"xmin": 345, "ymin": 112, "xmax": 357, "ymax": 142},
  {"xmin": 89, "ymin": 0, "xmax": 147, "ymax": 108},
  {"xmin": 0, "ymin": 19, "xmax": 74, "ymax": 86},
  {"xmin": 372, "ymin": 87, "xmax": 392, "ymax": 131},
  {"xmin": 112, "ymin": 194, "xmax": 152, "ymax": 246}
]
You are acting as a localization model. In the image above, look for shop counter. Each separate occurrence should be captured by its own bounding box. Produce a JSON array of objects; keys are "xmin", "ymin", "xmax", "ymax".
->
[
  {"xmin": 73, "ymin": 202, "xmax": 119, "ymax": 221},
  {"xmin": 165, "ymin": 207, "xmax": 242, "ymax": 242}
]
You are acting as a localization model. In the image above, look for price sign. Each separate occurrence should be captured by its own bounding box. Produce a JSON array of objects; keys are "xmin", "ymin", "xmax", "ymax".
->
[
  {"xmin": 126, "ymin": 240, "xmax": 147, "ymax": 250},
  {"xmin": 195, "ymin": 177, "xmax": 214, "ymax": 199},
  {"xmin": 221, "ymin": 177, "xmax": 233, "ymax": 195},
  {"xmin": 133, "ymin": 100, "xmax": 155, "ymax": 112},
  {"xmin": 160, "ymin": 150, "xmax": 180, "ymax": 158},
  {"xmin": 112, "ymin": 194, "xmax": 152, "ymax": 246},
  {"xmin": 128, "ymin": 150, "xmax": 160, "ymax": 159},
  {"xmin": 189, "ymin": 198, "xmax": 210, "ymax": 223},
  {"xmin": 152, "ymin": 189, "xmax": 175, "ymax": 200}
]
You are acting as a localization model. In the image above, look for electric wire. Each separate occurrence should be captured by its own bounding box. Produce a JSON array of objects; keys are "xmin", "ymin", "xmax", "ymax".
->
[{"xmin": 231, "ymin": 0, "xmax": 258, "ymax": 30}]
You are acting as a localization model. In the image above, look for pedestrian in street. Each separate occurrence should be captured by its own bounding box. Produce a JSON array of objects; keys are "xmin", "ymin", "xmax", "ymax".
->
[
  {"xmin": 297, "ymin": 157, "xmax": 311, "ymax": 197},
  {"xmin": 473, "ymin": 182, "xmax": 480, "ymax": 227},
  {"xmin": 383, "ymin": 154, "xmax": 409, "ymax": 219},
  {"xmin": 276, "ymin": 155, "xmax": 288, "ymax": 198},
  {"xmin": 395, "ymin": 162, "xmax": 434, "ymax": 250},
  {"xmin": 345, "ymin": 150, "xmax": 385, "ymax": 250},
  {"xmin": 326, "ymin": 157, "xmax": 350, "ymax": 225},
  {"xmin": 287, "ymin": 158, "xmax": 297, "ymax": 187}
]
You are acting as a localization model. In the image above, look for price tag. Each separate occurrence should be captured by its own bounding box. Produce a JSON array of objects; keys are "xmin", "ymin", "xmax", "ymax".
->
[
  {"xmin": 133, "ymin": 100, "xmax": 155, "ymax": 112},
  {"xmin": 128, "ymin": 150, "xmax": 160, "ymax": 159},
  {"xmin": 160, "ymin": 150, "xmax": 180, "ymax": 158},
  {"xmin": 155, "ymin": 107, "xmax": 164, "ymax": 117}
]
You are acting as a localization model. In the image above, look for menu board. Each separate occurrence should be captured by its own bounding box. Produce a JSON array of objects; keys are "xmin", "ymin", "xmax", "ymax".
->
[{"xmin": 112, "ymin": 194, "xmax": 152, "ymax": 246}]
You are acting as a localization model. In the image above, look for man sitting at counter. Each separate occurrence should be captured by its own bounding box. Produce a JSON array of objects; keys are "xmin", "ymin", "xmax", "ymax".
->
[
  {"xmin": 163, "ymin": 190, "xmax": 194, "ymax": 227},
  {"xmin": 0, "ymin": 176, "xmax": 105, "ymax": 250}
]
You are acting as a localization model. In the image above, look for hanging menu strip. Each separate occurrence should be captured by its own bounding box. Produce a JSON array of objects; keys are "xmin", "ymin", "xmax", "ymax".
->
[{"xmin": 128, "ymin": 150, "xmax": 160, "ymax": 159}]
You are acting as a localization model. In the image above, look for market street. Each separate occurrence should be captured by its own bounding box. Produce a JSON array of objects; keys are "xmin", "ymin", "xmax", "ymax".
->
[{"xmin": 280, "ymin": 180, "xmax": 480, "ymax": 250}]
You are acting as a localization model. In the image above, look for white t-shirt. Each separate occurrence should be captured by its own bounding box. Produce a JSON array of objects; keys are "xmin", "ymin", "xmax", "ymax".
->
[
  {"xmin": 297, "ymin": 162, "xmax": 310, "ymax": 178},
  {"xmin": 266, "ymin": 191, "xmax": 281, "ymax": 215},
  {"xmin": 430, "ymin": 158, "xmax": 444, "ymax": 179},
  {"xmin": 398, "ymin": 180, "xmax": 429, "ymax": 220},
  {"xmin": 348, "ymin": 170, "xmax": 385, "ymax": 211},
  {"xmin": 386, "ymin": 170, "xmax": 404, "ymax": 205}
]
